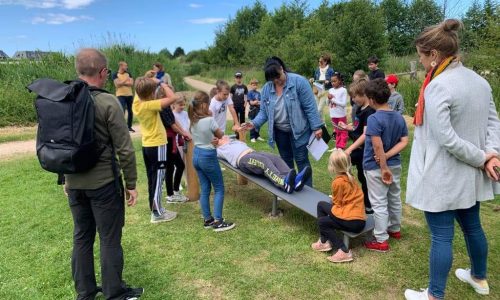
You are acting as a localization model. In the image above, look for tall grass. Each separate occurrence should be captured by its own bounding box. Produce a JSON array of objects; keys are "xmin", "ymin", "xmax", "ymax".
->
[{"xmin": 0, "ymin": 44, "xmax": 189, "ymax": 127}]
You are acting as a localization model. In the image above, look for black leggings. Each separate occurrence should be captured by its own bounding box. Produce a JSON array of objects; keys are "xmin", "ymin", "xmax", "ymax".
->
[
  {"xmin": 350, "ymin": 148, "xmax": 370, "ymax": 210},
  {"xmin": 165, "ymin": 136, "xmax": 185, "ymax": 196},
  {"xmin": 317, "ymin": 201, "xmax": 365, "ymax": 252}
]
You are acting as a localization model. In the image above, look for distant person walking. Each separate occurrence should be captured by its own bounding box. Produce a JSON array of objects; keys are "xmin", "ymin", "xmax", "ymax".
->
[
  {"xmin": 112, "ymin": 61, "xmax": 135, "ymax": 132},
  {"xmin": 246, "ymin": 56, "xmax": 324, "ymax": 187},
  {"xmin": 404, "ymin": 19, "xmax": 500, "ymax": 300},
  {"xmin": 65, "ymin": 48, "xmax": 142, "ymax": 300}
]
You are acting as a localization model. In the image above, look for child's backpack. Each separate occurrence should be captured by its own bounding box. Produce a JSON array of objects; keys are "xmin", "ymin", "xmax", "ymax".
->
[{"xmin": 27, "ymin": 78, "xmax": 107, "ymax": 174}]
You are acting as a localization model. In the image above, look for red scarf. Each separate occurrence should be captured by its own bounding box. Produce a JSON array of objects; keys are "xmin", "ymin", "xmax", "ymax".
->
[{"xmin": 414, "ymin": 56, "xmax": 455, "ymax": 126}]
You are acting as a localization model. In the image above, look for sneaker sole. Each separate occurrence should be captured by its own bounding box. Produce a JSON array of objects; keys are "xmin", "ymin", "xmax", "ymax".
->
[
  {"xmin": 455, "ymin": 273, "xmax": 489, "ymax": 295},
  {"xmin": 327, "ymin": 257, "xmax": 353, "ymax": 263},
  {"xmin": 365, "ymin": 247, "xmax": 389, "ymax": 253},
  {"xmin": 150, "ymin": 215, "xmax": 177, "ymax": 224},
  {"xmin": 312, "ymin": 247, "xmax": 333, "ymax": 252},
  {"xmin": 213, "ymin": 223, "xmax": 236, "ymax": 232}
]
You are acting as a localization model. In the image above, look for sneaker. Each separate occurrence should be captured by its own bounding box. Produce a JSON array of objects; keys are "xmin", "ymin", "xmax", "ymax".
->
[
  {"xmin": 257, "ymin": 137, "xmax": 265, "ymax": 142},
  {"xmin": 388, "ymin": 230, "xmax": 402, "ymax": 240},
  {"xmin": 327, "ymin": 249, "xmax": 353, "ymax": 263},
  {"xmin": 166, "ymin": 191, "xmax": 188, "ymax": 203},
  {"xmin": 203, "ymin": 217, "xmax": 215, "ymax": 229},
  {"xmin": 125, "ymin": 287, "xmax": 144, "ymax": 298},
  {"xmin": 283, "ymin": 170, "xmax": 296, "ymax": 194},
  {"xmin": 295, "ymin": 166, "xmax": 311, "ymax": 191},
  {"xmin": 250, "ymin": 138, "xmax": 256, "ymax": 143},
  {"xmin": 150, "ymin": 210, "xmax": 177, "ymax": 223},
  {"xmin": 128, "ymin": 127, "xmax": 136, "ymax": 133},
  {"xmin": 404, "ymin": 288, "xmax": 430, "ymax": 300},
  {"xmin": 364, "ymin": 240, "xmax": 389, "ymax": 252},
  {"xmin": 311, "ymin": 239, "xmax": 332, "ymax": 252},
  {"xmin": 212, "ymin": 220, "xmax": 236, "ymax": 232},
  {"xmin": 455, "ymin": 268, "xmax": 489, "ymax": 295}
]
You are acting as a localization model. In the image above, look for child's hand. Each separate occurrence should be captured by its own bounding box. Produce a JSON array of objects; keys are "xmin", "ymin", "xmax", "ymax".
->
[
  {"xmin": 381, "ymin": 168, "xmax": 393, "ymax": 185},
  {"xmin": 338, "ymin": 121, "xmax": 352, "ymax": 131},
  {"xmin": 327, "ymin": 93, "xmax": 333, "ymax": 100}
]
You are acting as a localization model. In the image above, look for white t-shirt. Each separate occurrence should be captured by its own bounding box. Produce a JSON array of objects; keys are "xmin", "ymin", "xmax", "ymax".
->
[
  {"xmin": 328, "ymin": 87, "xmax": 347, "ymax": 118},
  {"xmin": 173, "ymin": 110, "xmax": 190, "ymax": 132},
  {"xmin": 209, "ymin": 96, "xmax": 233, "ymax": 132}
]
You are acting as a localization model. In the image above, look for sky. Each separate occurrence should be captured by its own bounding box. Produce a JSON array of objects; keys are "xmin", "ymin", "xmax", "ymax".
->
[{"xmin": 0, "ymin": 0, "xmax": 476, "ymax": 57}]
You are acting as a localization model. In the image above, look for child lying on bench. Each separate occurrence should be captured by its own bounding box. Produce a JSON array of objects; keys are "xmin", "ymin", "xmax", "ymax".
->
[{"xmin": 216, "ymin": 136, "xmax": 311, "ymax": 193}]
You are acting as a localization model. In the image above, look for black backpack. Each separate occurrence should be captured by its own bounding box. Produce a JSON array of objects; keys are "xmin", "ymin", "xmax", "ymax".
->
[{"xmin": 27, "ymin": 78, "xmax": 107, "ymax": 174}]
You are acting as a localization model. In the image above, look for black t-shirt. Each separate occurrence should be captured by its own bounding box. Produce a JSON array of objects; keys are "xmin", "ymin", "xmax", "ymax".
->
[
  {"xmin": 368, "ymin": 69, "xmax": 385, "ymax": 80},
  {"xmin": 349, "ymin": 105, "xmax": 376, "ymax": 143},
  {"xmin": 230, "ymin": 84, "xmax": 248, "ymax": 109}
]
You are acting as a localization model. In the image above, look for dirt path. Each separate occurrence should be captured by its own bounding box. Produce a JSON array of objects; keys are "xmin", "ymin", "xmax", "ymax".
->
[{"xmin": 0, "ymin": 77, "xmax": 213, "ymax": 160}]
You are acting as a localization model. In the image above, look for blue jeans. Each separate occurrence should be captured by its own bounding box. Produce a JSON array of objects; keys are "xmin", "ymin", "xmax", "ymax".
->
[
  {"xmin": 424, "ymin": 202, "xmax": 488, "ymax": 299},
  {"xmin": 273, "ymin": 127, "xmax": 312, "ymax": 187},
  {"xmin": 192, "ymin": 147, "xmax": 224, "ymax": 220}
]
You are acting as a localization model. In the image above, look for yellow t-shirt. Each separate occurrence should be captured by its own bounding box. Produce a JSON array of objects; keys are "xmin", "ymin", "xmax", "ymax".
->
[
  {"xmin": 132, "ymin": 94, "xmax": 167, "ymax": 147},
  {"xmin": 115, "ymin": 72, "xmax": 133, "ymax": 97}
]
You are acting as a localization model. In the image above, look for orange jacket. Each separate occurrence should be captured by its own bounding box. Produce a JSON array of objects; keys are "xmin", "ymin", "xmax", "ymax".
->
[{"xmin": 331, "ymin": 175, "xmax": 366, "ymax": 221}]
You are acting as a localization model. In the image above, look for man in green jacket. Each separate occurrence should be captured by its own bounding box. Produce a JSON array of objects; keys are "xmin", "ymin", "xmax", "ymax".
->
[{"xmin": 65, "ymin": 48, "xmax": 142, "ymax": 300}]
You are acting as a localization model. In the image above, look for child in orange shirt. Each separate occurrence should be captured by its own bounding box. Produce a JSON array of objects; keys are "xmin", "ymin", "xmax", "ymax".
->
[{"xmin": 311, "ymin": 149, "xmax": 366, "ymax": 263}]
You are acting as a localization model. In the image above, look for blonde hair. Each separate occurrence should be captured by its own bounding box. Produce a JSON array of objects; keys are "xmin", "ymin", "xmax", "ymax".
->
[
  {"xmin": 352, "ymin": 69, "xmax": 367, "ymax": 81},
  {"xmin": 415, "ymin": 19, "xmax": 462, "ymax": 57},
  {"xmin": 135, "ymin": 76, "xmax": 157, "ymax": 100},
  {"xmin": 250, "ymin": 78, "xmax": 259, "ymax": 85},
  {"xmin": 216, "ymin": 80, "xmax": 230, "ymax": 92},
  {"xmin": 188, "ymin": 91, "xmax": 211, "ymax": 128},
  {"xmin": 328, "ymin": 149, "xmax": 355, "ymax": 183},
  {"xmin": 349, "ymin": 78, "xmax": 368, "ymax": 97},
  {"xmin": 174, "ymin": 93, "xmax": 186, "ymax": 105}
]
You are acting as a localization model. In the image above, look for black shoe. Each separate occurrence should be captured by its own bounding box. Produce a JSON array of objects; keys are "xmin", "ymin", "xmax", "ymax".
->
[
  {"xmin": 128, "ymin": 127, "xmax": 136, "ymax": 132},
  {"xmin": 283, "ymin": 170, "xmax": 296, "ymax": 194},
  {"xmin": 295, "ymin": 166, "xmax": 311, "ymax": 191},
  {"xmin": 203, "ymin": 217, "xmax": 215, "ymax": 229},
  {"xmin": 212, "ymin": 220, "xmax": 236, "ymax": 232},
  {"xmin": 125, "ymin": 287, "xmax": 144, "ymax": 299}
]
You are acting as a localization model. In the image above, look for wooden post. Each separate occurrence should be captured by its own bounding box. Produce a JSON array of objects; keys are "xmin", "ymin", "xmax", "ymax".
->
[
  {"xmin": 410, "ymin": 61, "xmax": 417, "ymax": 80},
  {"xmin": 185, "ymin": 140, "xmax": 199, "ymax": 201},
  {"xmin": 236, "ymin": 130, "xmax": 248, "ymax": 185}
]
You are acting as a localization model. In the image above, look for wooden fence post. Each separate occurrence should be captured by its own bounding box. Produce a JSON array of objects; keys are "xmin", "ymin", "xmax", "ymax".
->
[
  {"xmin": 186, "ymin": 140, "xmax": 199, "ymax": 201},
  {"xmin": 410, "ymin": 61, "xmax": 417, "ymax": 80}
]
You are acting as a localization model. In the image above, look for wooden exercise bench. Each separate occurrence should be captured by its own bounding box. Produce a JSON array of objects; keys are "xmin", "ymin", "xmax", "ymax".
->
[{"xmin": 219, "ymin": 158, "xmax": 374, "ymax": 248}]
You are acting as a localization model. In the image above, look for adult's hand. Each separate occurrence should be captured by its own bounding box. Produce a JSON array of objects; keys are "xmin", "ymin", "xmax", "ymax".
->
[
  {"xmin": 314, "ymin": 128, "xmax": 322, "ymax": 139},
  {"xmin": 485, "ymin": 155, "xmax": 500, "ymax": 181},
  {"xmin": 126, "ymin": 189, "xmax": 138, "ymax": 207}
]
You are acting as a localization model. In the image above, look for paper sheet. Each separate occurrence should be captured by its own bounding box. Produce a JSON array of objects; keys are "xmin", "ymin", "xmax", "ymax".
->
[
  {"xmin": 313, "ymin": 81, "xmax": 325, "ymax": 92},
  {"xmin": 306, "ymin": 132, "xmax": 329, "ymax": 161}
]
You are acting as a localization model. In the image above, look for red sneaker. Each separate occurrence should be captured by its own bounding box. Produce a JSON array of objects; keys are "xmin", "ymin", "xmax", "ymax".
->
[
  {"xmin": 364, "ymin": 240, "xmax": 390, "ymax": 252},
  {"xmin": 388, "ymin": 231, "xmax": 402, "ymax": 240}
]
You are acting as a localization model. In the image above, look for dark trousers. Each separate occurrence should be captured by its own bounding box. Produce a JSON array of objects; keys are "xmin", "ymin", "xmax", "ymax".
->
[
  {"xmin": 317, "ymin": 201, "xmax": 365, "ymax": 252},
  {"xmin": 68, "ymin": 180, "xmax": 127, "ymax": 300},
  {"xmin": 238, "ymin": 151, "xmax": 291, "ymax": 189},
  {"xmin": 248, "ymin": 110, "xmax": 260, "ymax": 139},
  {"xmin": 350, "ymin": 148, "xmax": 370, "ymax": 210},
  {"xmin": 234, "ymin": 106, "xmax": 245, "ymax": 139},
  {"xmin": 273, "ymin": 127, "xmax": 312, "ymax": 187},
  {"xmin": 118, "ymin": 96, "xmax": 133, "ymax": 129},
  {"xmin": 165, "ymin": 136, "xmax": 185, "ymax": 196},
  {"xmin": 142, "ymin": 145, "xmax": 167, "ymax": 213}
]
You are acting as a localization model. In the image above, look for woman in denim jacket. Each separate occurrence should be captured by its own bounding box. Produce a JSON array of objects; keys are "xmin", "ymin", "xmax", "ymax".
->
[{"xmin": 246, "ymin": 57, "xmax": 324, "ymax": 187}]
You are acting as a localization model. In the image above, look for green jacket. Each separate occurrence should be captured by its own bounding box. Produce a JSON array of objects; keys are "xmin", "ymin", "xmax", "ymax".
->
[{"xmin": 65, "ymin": 90, "xmax": 137, "ymax": 190}]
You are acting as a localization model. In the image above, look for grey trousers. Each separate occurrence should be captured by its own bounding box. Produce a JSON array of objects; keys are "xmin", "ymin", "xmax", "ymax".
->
[
  {"xmin": 364, "ymin": 165, "xmax": 402, "ymax": 242},
  {"xmin": 238, "ymin": 152, "xmax": 291, "ymax": 189}
]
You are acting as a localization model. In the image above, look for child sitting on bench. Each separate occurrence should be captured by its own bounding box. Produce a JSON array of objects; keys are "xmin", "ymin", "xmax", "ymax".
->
[
  {"xmin": 311, "ymin": 149, "xmax": 366, "ymax": 263},
  {"xmin": 216, "ymin": 136, "xmax": 311, "ymax": 194}
]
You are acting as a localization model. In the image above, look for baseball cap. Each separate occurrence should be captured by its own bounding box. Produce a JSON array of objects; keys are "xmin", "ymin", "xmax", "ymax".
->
[
  {"xmin": 385, "ymin": 74, "xmax": 399, "ymax": 85},
  {"xmin": 235, "ymin": 71, "xmax": 243, "ymax": 77}
]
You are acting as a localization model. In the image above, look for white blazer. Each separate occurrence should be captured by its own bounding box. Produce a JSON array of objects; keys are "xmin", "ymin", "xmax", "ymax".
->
[{"xmin": 406, "ymin": 62, "xmax": 500, "ymax": 212}]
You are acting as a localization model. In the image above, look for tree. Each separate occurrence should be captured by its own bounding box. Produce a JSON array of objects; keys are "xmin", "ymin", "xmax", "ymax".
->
[
  {"xmin": 159, "ymin": 48, "xmax": 173, "ymax": 59},
  {"xmin": 331, "ymin": 0, "xmax": 387, "ymax": 75},
  {"xmin": 380, "ymin": 0, "xmax": 412, "ymax": 55},
  {"xmin": 173, "ymin": 47, "xmax": 185, "ymax": 58},
  {"xmin": 406, "ymin": 0, "xmax": 444, "ymax": 45}
]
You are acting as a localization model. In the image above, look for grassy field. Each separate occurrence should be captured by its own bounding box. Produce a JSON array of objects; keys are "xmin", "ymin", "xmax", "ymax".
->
[{"xmin": 1, "ymin": 120, "xmax": 499, "ymax": 300}]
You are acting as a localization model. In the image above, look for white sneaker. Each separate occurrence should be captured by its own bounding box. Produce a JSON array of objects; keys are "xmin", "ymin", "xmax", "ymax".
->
[
  {"xmin": 150, "ymin": 210, "xmax": 177, "ymax": 223},
  {"xmin": 250, "ymin": 138, "xmax": 256, "ymax": 143},
  {"xmin": 455, "ymin": 268, "xmax": 489, "ymax": 295},
  {"xmin": 257, "ymin": 137, "xmax": 265, "ymax": 141},
  {"xmin": 404, "ymin": 288, "xmax": 430, "ymax": 300},
  {"xmin": 172, "ymin": 191, "xmax": 188, "ymax": 203}
]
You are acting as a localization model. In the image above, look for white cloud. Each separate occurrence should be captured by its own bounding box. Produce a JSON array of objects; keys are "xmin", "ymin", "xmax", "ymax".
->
[
  {"xmin": 32, "ymin": 13, "xmax": 92, "ymax": 25},
  {"xmin": 0, "ymin": 0, "xmax": 94, "ymax": 9},
  {"xmin": 189, "ymin": 3, "xmax": 202, "ymax": 8},
  {"xmin": 189, "ymin": 18, "xmax": 226, "ymax": 24}
]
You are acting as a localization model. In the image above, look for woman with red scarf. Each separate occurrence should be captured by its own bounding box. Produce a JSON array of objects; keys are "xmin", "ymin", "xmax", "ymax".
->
[{"xmin": 404, "ymin": 19, "xmax": 500, "ymax": 300}]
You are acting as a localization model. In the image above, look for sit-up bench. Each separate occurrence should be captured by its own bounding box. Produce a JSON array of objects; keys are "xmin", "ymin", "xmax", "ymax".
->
[{"xmin": 219, "ymin": 158, "xmax": 374, "ymax": 248}]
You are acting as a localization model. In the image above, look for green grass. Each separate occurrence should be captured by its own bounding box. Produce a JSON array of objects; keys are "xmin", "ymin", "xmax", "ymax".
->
[
  {"xmin": 1, "ymin": 127, "xmax": 499, "ymax": 299},
  {"xmin": 0, "ymin": 126, "xmax": 37, "ymax": 143}
]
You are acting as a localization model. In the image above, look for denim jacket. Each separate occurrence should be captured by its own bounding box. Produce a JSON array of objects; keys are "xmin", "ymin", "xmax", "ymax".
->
[
  {"xmin": 313, "ymin": 66, "xmax": 335, "ymax": 82},
  {"xmin": 252, "ymin": 72, "xmax": 324, "ymax": 148}
]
